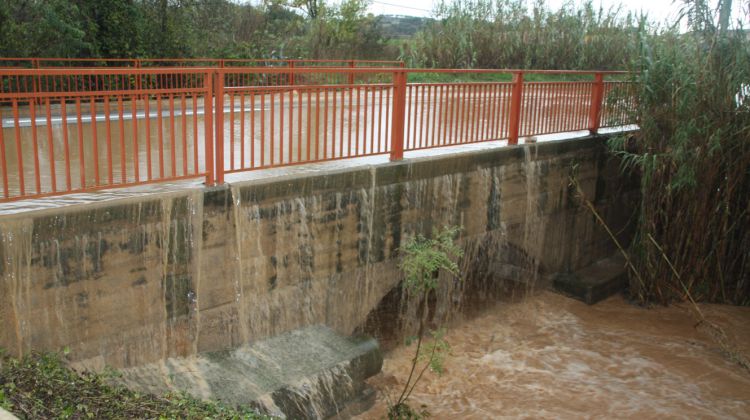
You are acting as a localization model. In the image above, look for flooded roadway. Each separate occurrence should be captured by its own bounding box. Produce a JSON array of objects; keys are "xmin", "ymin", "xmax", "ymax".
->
[
  {"xmin": 357, "ymin": 292, "xmax": 750, "ymax": 419},
  {"xmin": 1, "ymin": 85, "xmax": 599, "ymax": 199}
]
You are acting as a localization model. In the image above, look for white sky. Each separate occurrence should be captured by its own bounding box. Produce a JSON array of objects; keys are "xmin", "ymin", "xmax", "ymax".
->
[{"xmin": 367, "ymin": 0, "xmax": 750, "ymax": 27}]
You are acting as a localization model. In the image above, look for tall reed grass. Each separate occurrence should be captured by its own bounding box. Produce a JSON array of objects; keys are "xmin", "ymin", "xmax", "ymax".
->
[
  {"xmin": 611, "ymin": 1, "xmax": 750, "ymax": 304},
  {"xmin": 406, "ymin": 0, "xmax": 639, "ymax": 69}
]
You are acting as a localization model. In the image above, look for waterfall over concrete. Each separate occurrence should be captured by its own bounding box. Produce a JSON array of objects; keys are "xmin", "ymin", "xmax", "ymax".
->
[
  {"xmin": 0, "ymin": 135, "xmax": 639, "ymax": 417},
  {"xmin": 116, "ymin": 325, "xmax": 382, "ymax": 419}
]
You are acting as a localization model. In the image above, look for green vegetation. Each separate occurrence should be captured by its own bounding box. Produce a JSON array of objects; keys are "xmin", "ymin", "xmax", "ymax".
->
[
  {"xmin": 380, "ymin": 15, "xmax": 432, "ymax": 39},
  {"xmin": 388, "ymin": 226, "xmax": 463, "ymax": 419},
  {"xmin": 405, "ymin": 0, "xmax": 639, "ymax": 69},
  {"xmin": 1, "ymin": 0, "xmax": 643, "ymax": 71},
  {"xmin": 0, "ymin": 0, "xmax": 386, "ymax": 61},
  {"xmin": 0, "ymin": 350, "xmax": 270, "ymax": 419},
  {"xmin": 607, "ymin": 0, "xmax": 750, "ymax": 305}
]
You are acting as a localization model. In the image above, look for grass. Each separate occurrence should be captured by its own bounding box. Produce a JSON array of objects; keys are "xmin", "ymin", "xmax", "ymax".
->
[{"xmin": 0, "ymin": 349, "xmax": 271, "ymax": 420}]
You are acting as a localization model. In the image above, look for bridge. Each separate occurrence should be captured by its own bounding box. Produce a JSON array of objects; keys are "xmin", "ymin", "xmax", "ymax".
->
[
  {"xmin": 0, "ymin": 60, "xmax": 639, "ymax": 415},
  {"xmin": 0, "ymin": 62, "xmax": 635, "ymax": 201}
]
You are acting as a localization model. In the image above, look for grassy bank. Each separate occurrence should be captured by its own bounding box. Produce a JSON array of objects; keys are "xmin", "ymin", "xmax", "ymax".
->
[{"xmin": 0, "ymin": 350, "xmax": 270, "ymax": 420}]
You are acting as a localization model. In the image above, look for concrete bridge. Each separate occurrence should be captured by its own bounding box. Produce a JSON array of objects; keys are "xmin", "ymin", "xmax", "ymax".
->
[
  {"xmin": 0, "ymin": 131, "xmax": 637, "ymax": 369},
  {"xmin": 0, "ymin": 64, "xmax": 639, "ymax": 416}
]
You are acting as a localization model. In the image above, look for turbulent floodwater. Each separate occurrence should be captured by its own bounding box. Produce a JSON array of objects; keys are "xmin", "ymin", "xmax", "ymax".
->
[{"xmin": 356, "ymin": 291, "xmax": 750, "ymax": 419}]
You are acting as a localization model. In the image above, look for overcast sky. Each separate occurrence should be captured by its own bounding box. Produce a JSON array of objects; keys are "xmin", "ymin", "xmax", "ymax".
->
[{"xmin": 367, "ymin": 0, "xmax": 750, "ymax": 27}]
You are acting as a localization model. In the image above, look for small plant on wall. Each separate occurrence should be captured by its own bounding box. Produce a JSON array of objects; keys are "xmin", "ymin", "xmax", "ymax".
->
[{"xmin": 388, "ymin": 226, "xmax": 463, "ymax": 420}]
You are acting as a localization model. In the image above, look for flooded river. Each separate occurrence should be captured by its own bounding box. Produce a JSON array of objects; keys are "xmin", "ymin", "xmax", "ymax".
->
[{"xmin": 357, "ymin": 292, "xmax": 750, "ymax": 419}]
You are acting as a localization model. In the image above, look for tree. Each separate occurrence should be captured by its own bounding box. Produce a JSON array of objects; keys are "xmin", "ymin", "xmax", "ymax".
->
[
  {"xmin": 388, "ymin": 226, "xmax": 463, "ymax": 419},
  {"xmin": 86, "ymin": 0, "xmax": 142, "ymax": 58}
]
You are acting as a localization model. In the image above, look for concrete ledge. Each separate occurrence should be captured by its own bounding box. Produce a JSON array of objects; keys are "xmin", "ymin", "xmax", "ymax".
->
[
  {"xmin": 0, "ymin": 408, "xmax": 19, "ymax": 420},
  {"xmin": 553, "ymin": 254, "xmax": 629, "ymax": 304},
  {"xmin": 0, "ymin": 134, "xmax": 613, "ymax": 221},
  {"xmin": 116, "ymin": 326, "xmax": 383, "ymax": 419}
]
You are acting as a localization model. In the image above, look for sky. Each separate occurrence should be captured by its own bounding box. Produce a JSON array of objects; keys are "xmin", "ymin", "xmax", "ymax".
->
[{"xmin": 367, "ymin": 0, "xmax": 750, "ymax": 27}]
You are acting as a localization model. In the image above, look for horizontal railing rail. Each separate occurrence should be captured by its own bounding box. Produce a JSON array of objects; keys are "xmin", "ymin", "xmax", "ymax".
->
[
  {"xmin": 0, "ymin": 58, "xmax": 405, "ymax": 69},
  {"xmin": 0, "ymin": 68, "xmax": 215, "ymax": 201},
  {"xmin": 0, "ymin": 66, "xmax": 637, "ymax": 202}
]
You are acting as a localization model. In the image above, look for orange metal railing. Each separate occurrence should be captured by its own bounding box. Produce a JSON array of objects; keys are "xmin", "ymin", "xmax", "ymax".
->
[
  {"xmin": 0, "ymin": 58, "xmax": 406, "ymax": 68},
  {"xmin": 0, "ymin": 67, "xmax": 214, "ymax": 200},
  {"xmin": 0, "ymin": 65, "xmax": 636, "ymax": 202}
]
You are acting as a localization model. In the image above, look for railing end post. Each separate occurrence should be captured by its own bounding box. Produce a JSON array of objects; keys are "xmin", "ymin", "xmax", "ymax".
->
[
  {"xmin": 214, "ymin": 70, "xmax": 225, "ymax": 185},
  {"xmin": 589, "ymin": 72, "xmax": 605, "ymax": 135},
  {"xmin": 348, "ymin": 60, "xmax": 355, "ymax": 85},
  {"xmin": 203, "ymin": 70, "xmax": 216, "ymax": 186}
]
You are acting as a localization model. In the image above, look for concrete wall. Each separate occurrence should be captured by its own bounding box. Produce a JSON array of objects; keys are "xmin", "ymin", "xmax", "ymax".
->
[{"xmin": 0, "ymin": 135, "xmax": 638, "ymax": 369}]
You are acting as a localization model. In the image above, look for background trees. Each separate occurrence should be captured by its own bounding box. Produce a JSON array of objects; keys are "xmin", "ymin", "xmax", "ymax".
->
[
  {"xmin": 0, "ymin": 0, "xmax": 646, "ymax": 70},
  {"xmin": 0, "ymin": 0, "xmax": 387, "ymax": 61}
]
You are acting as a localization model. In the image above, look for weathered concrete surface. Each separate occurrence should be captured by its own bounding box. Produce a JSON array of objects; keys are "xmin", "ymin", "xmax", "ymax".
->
[
  {"xmin": 116, "ymin": 325, "xmax": 382, "ymax": 419},
  {"xmin": 0, "ymin": 135, "xmax": 638, "ymax": 369},
  {"xmin": 0, "ymin": 407, "xmax": 19, "ymax": 420}
]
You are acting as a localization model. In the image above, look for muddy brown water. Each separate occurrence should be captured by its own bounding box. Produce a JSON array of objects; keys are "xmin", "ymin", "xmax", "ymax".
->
[{"xmin": 356, "ymin": 291, "xmax": 750, "ymax": 419}]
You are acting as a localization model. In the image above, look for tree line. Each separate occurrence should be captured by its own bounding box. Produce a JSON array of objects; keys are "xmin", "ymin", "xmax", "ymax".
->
[
  {"xmin": 0, "ymin": 0, "xmax": 385, "ymax": 61},
  {"xmin": 1, "ymin": 0, "xmax": 643, "ymax": 70}
]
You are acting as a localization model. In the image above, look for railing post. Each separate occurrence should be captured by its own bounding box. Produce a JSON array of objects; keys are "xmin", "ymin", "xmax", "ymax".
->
[
  {"xmin": 32, "ymin": 59, "xmax": 40, "ymax": 105},
  {"xmin": 588, "ymin": 73, "xmax": 604, "ymax": 134},
  {"xmin": 134, "ymin": 59, "xmax": 142, "ymax": 97},
  {"xmin": 390, "ymin": 71, "xmax": 407, "ymax": 161},
  {"xmin": 508, "ymin": 71, "xmax": 524, "ymax": 145},
  {"xmin": 289, "ymin": 60, "xmax": 295, "ymax": 86},
  {"xmin": 204, "ymin": 71, "xmax": 215, "ymax": 186},
  {"xmin": 214, "ymin": 70, "xmax": 225, "ymax": 184},
  {"xmin": 348, "ymin": 60, "xmax": 355, "ymax": 85}
]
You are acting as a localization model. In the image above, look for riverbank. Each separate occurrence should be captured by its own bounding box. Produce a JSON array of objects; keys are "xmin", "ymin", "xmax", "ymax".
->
[{"xmin": 0, "ymin": 351, "xmax": 269, "ymax": 419}]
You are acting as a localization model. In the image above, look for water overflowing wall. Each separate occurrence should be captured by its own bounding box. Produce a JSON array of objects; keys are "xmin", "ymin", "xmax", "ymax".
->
[{"xmin": 0, "ymin": 135, "xmax": 638, "ymax": 369}]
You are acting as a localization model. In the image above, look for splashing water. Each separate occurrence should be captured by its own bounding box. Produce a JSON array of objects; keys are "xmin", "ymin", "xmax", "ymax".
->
[{"xmin": 357, "ymin": 291, "xmax": 750, "ymax": 419}]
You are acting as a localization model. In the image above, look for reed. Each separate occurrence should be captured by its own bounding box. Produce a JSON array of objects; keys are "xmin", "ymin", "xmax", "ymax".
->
[
  {"xmin": 609, "ymin": 1, "xmax": 750, "ymax": 305},
  {"xmin": 406, "ymin": 0, "xmax": 639, "ymax": 70}
]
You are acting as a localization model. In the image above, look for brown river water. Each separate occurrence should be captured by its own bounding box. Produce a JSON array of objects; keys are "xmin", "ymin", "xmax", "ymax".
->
[{"xmin": 356, "ymin": 291, "xmax": 750, "ymax": 419}]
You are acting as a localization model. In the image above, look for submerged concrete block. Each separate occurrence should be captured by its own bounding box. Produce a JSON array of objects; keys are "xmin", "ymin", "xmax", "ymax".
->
[
  {"xmin": 116, "ymin": 325, "xmax": 383, "ymax": 419},
  {"xmin": 553, "ymin": 254, "xmax": 628, "ymax": 304}
]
